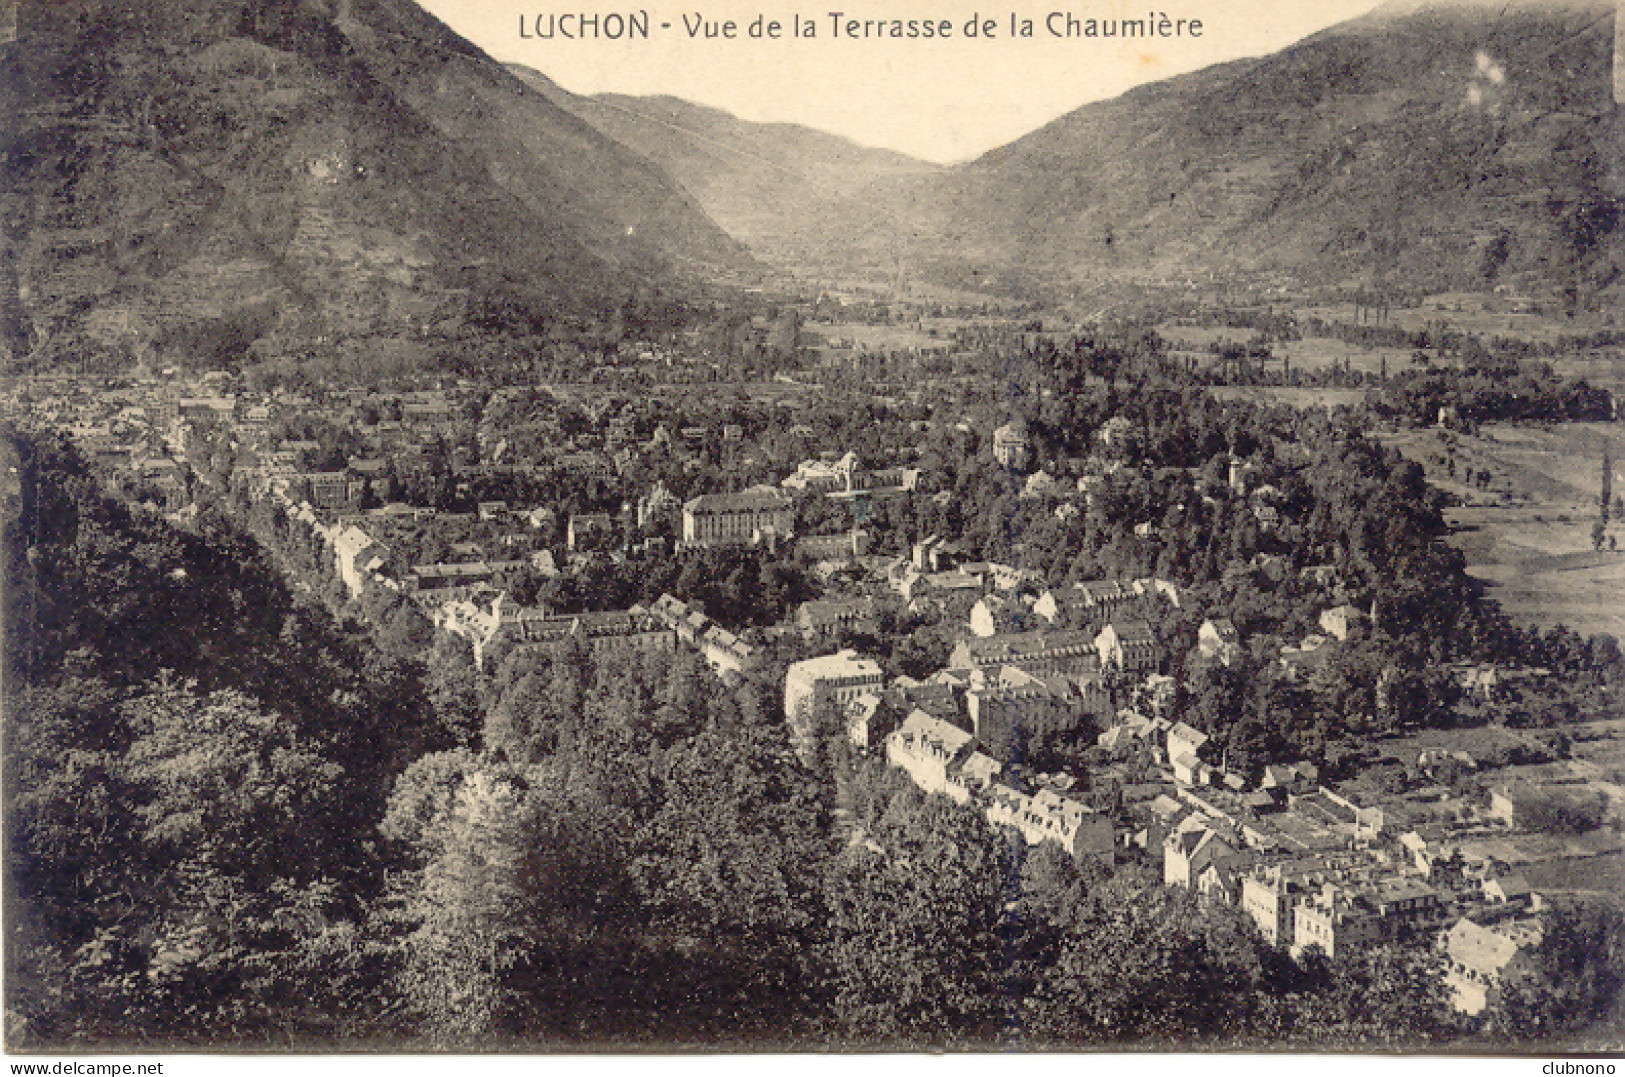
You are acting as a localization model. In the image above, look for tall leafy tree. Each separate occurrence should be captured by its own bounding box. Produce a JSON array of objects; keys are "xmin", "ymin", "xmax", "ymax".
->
[
  {"xmin": 392, "ymin": 763, "xmax": 538, "ymax": 1046},
  {"xmin": 824, "ymin": 793, "xmax": 1017, "ymax": 1047}
]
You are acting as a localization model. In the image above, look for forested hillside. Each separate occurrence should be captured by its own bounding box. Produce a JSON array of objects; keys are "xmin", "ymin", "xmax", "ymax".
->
[
  {"xmin": 2, "ymin": 429, "xmax": 447, "ymax": 1044},
  {"xmin": 511, "ymin": 66, "xmax": 941, "ymax": 262},
  {"xmin": 795, "ymin": 1, "xmax": 1623, "ymax": 302},
  {"xmin": 2, "ymin": 0, "xmax": 749, "ymax": 372}
]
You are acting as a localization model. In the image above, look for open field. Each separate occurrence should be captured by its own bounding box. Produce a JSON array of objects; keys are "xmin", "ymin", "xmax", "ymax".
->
[
  {"xmin": 1297, "ymin": 297, "xmax": 1616, "ymax": 347},
  {"xmin": 1154, "ymin": 324, "xmax": 1262, "ymax": 349},
  {"xmin": 1370, "ymin": 720, "xmax": 1625, "ymax": 898},
  {"xmin": 1206, "ymin": 386, "xmax": 1371, "ymax": 410},
  {"xmin": 1447, "ymin": 514, "xmax": 1625, "ymax": 639},
  {"xmin": 1521, "ymin": 851, "xmax": 1625, "ymax": 904},
  {"xmin": 1271, "ymin": 336, "xmax": 1414, "ymax": 377},
  {"xmin": 806, "ymin": 322, "xmax": 948, "ymax": 351},
  {"xmin": 1374, "ymin": 726, "xmax": 1549, "ymax": 764},
  {"xmin": 1382, "ymin": 423, "xmax": 1625, "ymax": 640},
  {"xmin": 1549, "ymin": 352, "xmax": 1625, "ymax": 400}
]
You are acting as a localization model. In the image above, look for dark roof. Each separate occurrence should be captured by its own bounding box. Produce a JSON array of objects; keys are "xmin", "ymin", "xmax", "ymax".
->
[
  {"xmin": 1106, "ymin": 619, "xmax": 1155, "ymax": 644},
  {"xmin": 685, "ymin": 488, "xmax": 790, "ymax": 513}
]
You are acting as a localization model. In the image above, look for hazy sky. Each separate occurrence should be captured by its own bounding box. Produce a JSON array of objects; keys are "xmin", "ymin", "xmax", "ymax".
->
[{"xmin": 415, "ymin": 0, "xmax": 1388, "ymax": 162}]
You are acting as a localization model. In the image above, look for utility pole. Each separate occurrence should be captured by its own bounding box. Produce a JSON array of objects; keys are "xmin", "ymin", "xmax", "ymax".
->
[{"xmin": 1610, "ymin": 0, "xmax": 1624, "ymax": 201}]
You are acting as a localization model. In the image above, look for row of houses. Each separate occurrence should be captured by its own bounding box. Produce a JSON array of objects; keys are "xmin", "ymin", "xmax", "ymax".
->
[
  {"xmin": 423, "ymin": 589, "xmax": 763, "ymax": 678},
  {"xmin": 248, "ymin": 440, "xmax": 773, "ymax": 683},
  {"xmin": 1117, "ymin": 710, "xmax": 1558, "ymax": 1013},
  {"xmin": 646, "ymin": 593, "xmax": 759, "ymax": 677},
  {"xmin": 481, "ymin": 605, "xmax": 677, "ymax": 667},
  {"xmin": 1163, "ymin": 791, "xmax": 1547, "ymax": 1013},
  {"xmin": 783, "ymin": 643, "xmax": 1121, "ymax": 866},
  {"xmin": 427, "ymin": 592, "xmax": 673, "ymax": 669},
  {"xmin": 885, "ymin": 710, "xmax": 1115, "ymax": 866}
]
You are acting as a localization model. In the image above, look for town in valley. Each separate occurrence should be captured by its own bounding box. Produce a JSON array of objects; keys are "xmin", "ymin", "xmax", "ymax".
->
[{"xmin": 3, "ymin": 0, "xmax": 1623, "ymax": 1054}]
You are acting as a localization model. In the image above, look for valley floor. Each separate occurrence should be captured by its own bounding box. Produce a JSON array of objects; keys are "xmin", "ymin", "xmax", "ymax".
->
[{"xmin": 1381, "ymin": 423, "xmax": 1625, "ymax": 641}]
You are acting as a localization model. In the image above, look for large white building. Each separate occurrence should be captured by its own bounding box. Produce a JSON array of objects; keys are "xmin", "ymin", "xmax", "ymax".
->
[
  {"xmin": 1444, "ymin": 916, "xmax": 1542, "ymax": 1015},
  {"xmin": 992, "ymin": 419, "xmax": 1031, "ymax": 470},
  {"xmin": 887, "ymin": 710, "xmax": 980, "ymax": 802},
  {"xmin": 784, "ymin": 650, "xmax": 885, "ymax": 764},
  {"xmin": 782, "ymin": 453, "xmax": 860, "ymax": 494},
  {"xmin": 681, "ymin": 486, "xmax": 793, "ymax": 548},
  {"xmin": 332, "ymin": 525, "xmax": 388, "ymax": 599},
  {"xmin": 984, "ymin": 782, "xmax": 1114, "ymax": 867}
]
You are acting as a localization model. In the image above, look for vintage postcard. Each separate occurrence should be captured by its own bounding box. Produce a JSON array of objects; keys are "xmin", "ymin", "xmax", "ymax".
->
[{"xmin": 2, "ymin": 0, "xmax": 1622, "ymax": 1062}]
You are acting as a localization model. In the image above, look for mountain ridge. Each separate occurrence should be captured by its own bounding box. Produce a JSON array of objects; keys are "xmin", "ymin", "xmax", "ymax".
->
[
  {"xmin": 1, "ymin": 0, "xmax": 752, "ymax": 370},
  {"xmin": 825, "ymin": 0, "xmax": 1623, "ymax": 300},
  {"xmin": 530, "ymin": 0, "xmax": 1620, "ymax": 302},
  {"xmin": 509, "ymin": 65, "xmax": 943, "ymax": 261}
]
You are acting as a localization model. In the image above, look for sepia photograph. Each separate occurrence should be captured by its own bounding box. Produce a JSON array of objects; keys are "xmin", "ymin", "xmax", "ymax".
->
[{"xmin": 1, "ymin": 0, "xmax": 1623, "ymax": 1060}]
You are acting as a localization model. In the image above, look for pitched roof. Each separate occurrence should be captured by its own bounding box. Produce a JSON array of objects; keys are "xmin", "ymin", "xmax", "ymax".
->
[
  {"xmin": 1075, "ymin": 579, "xmax": 1127, "ymax": 603},
  {"xmin": 993, "ymin": 418, "xmax": 1030, "ymax": 441},
  {"xmin": 951, "ymin": 750, "xmax": 1004, "ymax": 788},
  {"xmin": 1485, "ymin": 875, "xmax": 1532, "ymax": 900},
  {"xmin": 954, "ymin": 630, "xmax": 1098, "ymax": 666},
  {"xmin": 789, "ymin": 650, "xmax": 884, "ymax": 681},
  {"xmin": 1149, "ymin": 794, "xmax": 1185, "ymax": 820},
  {"xmin": 1103, "ymin": 619, "xmax": 1155, "ymax": 644},
  {"xmin": 1262, "ymin": 764, "xmax": 1297, "ymax": 787},
  {"xmin": 684, "ymin": 486, "xmax": 790, "ymax": 513},
  {"xmin": 1169, "ymin": 722, "xmax": 1211, "ymax": 749},
  {"xmin": 891, "ymin": 709, "xmax": 975, "ymax": 760}
]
